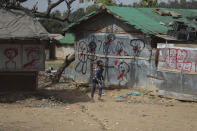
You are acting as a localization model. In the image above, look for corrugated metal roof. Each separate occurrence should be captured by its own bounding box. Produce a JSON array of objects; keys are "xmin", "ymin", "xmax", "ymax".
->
[
  {"xmin": 0, "ymin": 9, "xmax": 49, "ymax": 40},
  {"xmin": 63, "ymin": 6, "xmax": 197, "ymax": 35},
  {"xmin": 62, "ymin": 11, "xmax": 97, "ymax": 32}
]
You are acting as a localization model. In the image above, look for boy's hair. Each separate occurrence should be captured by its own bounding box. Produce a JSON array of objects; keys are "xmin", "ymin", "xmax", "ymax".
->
[{"xmin": 97, "ymin": 60, "xmax": 103, "ymax": 66}]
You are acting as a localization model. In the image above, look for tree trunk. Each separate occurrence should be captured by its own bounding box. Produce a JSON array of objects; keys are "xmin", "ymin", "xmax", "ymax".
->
[{"xmin": 52, "ymin": 53, "xmax": 75, "ymax": 83}]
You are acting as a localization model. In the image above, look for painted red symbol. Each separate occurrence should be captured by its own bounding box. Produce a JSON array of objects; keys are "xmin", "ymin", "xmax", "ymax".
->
[
  {"xmin": 133, "ymin": 46, "xmax": 139, "ymax": 54},
  {"xmin": 165, "ymin": 48, "xmax": 192, "ymax": 72},
  {"xmin": 114, "ymin": 61, "xmax": 118, "ymax": 66},
  {"xmin": 117, "ymin": 71, "xmax": 125, "ymax": 80},
  {"xmin": 4, "ymin": 48, "xmax": 18, "ymax": 69},
  {"xmin": 106, "ymin": 39, "xmax": 112, "ymax": 45},
  {"xmin": 23, "ymin": 47, "xmax": 41, "ymax": 69},
  {"xmin": 116, "ymin": 49, "xmax": 123, "ymax": 55}
]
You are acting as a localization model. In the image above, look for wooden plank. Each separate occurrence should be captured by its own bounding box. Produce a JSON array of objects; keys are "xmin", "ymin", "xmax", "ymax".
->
[
  {"xmin": 157, "ymin": 67, "xmax": 197, "ymax": 75},
  {"xmin": 76, "ymin": 52, "xmax": 151, "ymax": 61},
  {"xmin": 159, "ymin": 95, "xmax": 197, "ymax": 103},
  {"xmin": 147, "ymin": 75, "xmax": 164, "ymax": 80}
]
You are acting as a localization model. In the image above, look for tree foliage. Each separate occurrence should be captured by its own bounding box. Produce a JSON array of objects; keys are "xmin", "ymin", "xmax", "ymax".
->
[
  {"xmin": 39, "ymin": 10, "xmax": 64, "ymax": 33},
  {"xmin": 141, "ymin": 0, "xmax": 157, "ymax": 7},
  {"xmin": 134, "ymin": 0, "xmax": 158, "ymax": 7}
]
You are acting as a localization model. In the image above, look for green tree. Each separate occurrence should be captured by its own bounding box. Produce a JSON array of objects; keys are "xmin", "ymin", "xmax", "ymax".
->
[
  {"xmin": 93, "ymin": 0, "xmax": 115, "ymax": 6},
  {"xmin": 138, "ymin": 0, "xmax": 158, "ymax": 7},
  {"xmin": 86, "ymin": 4, "xmax": 99, "ymax": 14},
  {"xmin": 39, "ymin": 10, "xmax": 63, "ymax": 33},
  {"xmin": 69, "ymin": 8, "xmax": 85, "ymax": 22},
  {"xmin": 85, "ymin": 0, "xmax": 116, "ymax": 14}
]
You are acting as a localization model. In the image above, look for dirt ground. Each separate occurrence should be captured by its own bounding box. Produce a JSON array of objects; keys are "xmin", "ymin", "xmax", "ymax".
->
[{"xmin": 0, "ymin": 75, "xmax": 197, "ymax": 131}]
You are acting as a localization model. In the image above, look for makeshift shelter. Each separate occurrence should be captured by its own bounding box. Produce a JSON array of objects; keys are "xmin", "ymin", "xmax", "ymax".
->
[
  {"xmin": 48, "ymin": 33, "xmax": 74, "ymax": 60},
  {"xmin": 0, "ymin": 9, "xmax": 49, "ymax": 91},
  {"xmin": 63, "ymin": 6, "xmax": 197, "ymax": 98}
]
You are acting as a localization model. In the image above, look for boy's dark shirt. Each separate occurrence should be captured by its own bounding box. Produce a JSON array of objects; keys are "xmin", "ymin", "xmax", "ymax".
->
[{"xmin": 93, "ymin": 66, "xmax": 104, "ymax": 82}]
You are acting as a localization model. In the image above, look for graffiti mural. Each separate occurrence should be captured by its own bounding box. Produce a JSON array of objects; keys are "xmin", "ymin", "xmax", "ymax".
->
[
  {"xmin": 88, "ymin": 35, "xmax": 97, "ymax": 53},
  {"xmin": 164, "ymin": 48, "xmax": 193, "ymax": 72},
  {"xmin": 75, "ymin": 33, "xmax": 149, "ymax": 86},
  {"xmin": 75, "ymin": 40, "xmax": 88, "ymax": 74},
  {"xmin": 130, "ymin": 39, "xmax": 145, "ymax": 56},
  {"xmin": 117, "ymin": 61, "xmax": 130, "ymax": 85},
  {"xmin": 103, "ymin": 34, "xmax": 116, "ymax": 55},
  {"xmin": 75, "ymin": 35, "xmax": 100, "ymax": 74},
  {"xmin": 4, "ymin": 48, "xmax": 18, "ymax": 69},
  {"xmin": 0, "ymin": 44, "xmax": 44, "ymax": 70},
  {"xmin": 23, "ymin": 47, "xmax": 41, "ymax": 69}
]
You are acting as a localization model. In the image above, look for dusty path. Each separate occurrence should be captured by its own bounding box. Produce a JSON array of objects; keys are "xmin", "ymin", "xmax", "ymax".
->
[{"xmin": 0, "ymin": 85, "xmax": 197, "ymax": 131}]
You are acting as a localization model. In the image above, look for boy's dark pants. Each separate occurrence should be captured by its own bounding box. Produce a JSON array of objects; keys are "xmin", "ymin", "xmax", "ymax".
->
[{"xmin": 91, "ymin": 79, "xmax": 102, "ymax": 98}]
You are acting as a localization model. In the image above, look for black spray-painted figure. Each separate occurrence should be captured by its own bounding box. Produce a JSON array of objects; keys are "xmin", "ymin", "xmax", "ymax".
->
[
  {"xmin": 103, "ymin": 34, "xmax": 116, "ymax": 55},
  {"xmin": 75, "ymin": 35, "xmax": 98, "ymax": 74}
]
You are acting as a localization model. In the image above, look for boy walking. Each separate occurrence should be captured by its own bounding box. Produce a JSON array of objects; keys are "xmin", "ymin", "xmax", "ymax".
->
[{"xmin": 91, "ymin": 60, "xmax": 104, "ymax": 101}]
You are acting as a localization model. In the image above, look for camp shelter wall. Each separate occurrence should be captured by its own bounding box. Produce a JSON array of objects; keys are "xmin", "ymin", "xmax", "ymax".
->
[
  {"xmin": 0, "ymin": 39, "xmax": 46, "ymax": 91},
  {"xmin": 55, "ymin": 44, "xmax": 74, "ymax": 60},
  {"xmin": 0, "ymin": 9, "xmax": 48, "ymax": 91},
  {"xmin": 154, "ymin": 43, "xmax": 197, "ymax": 97},
  {"xmin": 64, "ymin": 6, "xmax": 197, "ymax": 98},
  {"xmin": 72, "ymin": 13, "xmax": 158, "ymax": 89}
]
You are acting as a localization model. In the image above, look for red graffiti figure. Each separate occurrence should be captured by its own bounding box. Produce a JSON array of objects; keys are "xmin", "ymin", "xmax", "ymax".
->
[
  {"xmin": 4, "ymin": 48, "xmax": 18, "ymax": 69},
  {"xmin": 117, "ymin": 62, "xmax": 130, "ymax": 80},
  {"xmin": 130, "ymin": 39, "xmax": 145, "ymax": 56},
  {"xmin": 164, "ymin": 48, "xmax": 192, "ymax": 72},
  {"xmin": 23, "ymin": 47, "xmax": 41, "ymax": 69},
  {"xmin": 195, "ymin": 54, "xmax": 197, "ymax": 72}
]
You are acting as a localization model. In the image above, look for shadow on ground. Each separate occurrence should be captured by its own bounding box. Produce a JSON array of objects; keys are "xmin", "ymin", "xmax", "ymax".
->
[{"xmin": 0, "ymin": 88, "xmax": 90, "ymax": 105}]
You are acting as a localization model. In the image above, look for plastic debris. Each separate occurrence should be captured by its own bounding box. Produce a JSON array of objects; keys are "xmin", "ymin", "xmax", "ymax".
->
[
  {"xmin": 40, "ymin": 104, "xmax": 46, "ymax": 108},
  {"xmin": 116, "ymin": 92, "xmax": 141, "ymax": 100}
]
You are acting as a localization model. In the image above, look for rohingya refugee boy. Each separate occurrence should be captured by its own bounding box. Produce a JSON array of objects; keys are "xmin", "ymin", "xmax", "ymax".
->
[{"xmin": 91, "ymin": 60, "xmax": 104, "ymax": 102}]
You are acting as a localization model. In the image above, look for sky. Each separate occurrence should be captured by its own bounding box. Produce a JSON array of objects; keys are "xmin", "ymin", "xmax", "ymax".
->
[{"xmin": 22, "ymin": 0, "xmax": 168, "ymax": 13}]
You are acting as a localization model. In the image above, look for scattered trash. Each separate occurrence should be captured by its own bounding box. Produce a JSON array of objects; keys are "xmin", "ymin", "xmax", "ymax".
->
[
  {"xmin": 152, "ymin": 8, "xmax": 181, "ymax": 18},
  {"xmin": 65, "ymin": 106, "xmax": 70, "ymax": 110},
  {"xmin": 115, "ymin": 122, "xmax": 119, "ymax": 125},
  {"xmin": 40, "ymin": 104, "xmax": 46, "ymax": 108},
  {"xmin": 160, "ymin": 21, "xmax": 166, "ymax": 25},
  {"xmin": 116, "ymin": 92, "xmax": 141, "ymax": 100},
  {"xmin": 81, "ymin": 87, "xmax": 88, "ymax": 93}
]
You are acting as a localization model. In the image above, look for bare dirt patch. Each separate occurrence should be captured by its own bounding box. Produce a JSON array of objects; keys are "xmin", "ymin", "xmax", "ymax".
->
[{"xmin": 0, "ymin": 75, "xmax": 197, "ymax": 131}]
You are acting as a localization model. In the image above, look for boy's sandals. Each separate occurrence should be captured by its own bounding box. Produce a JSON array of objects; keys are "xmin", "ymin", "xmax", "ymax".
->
[
  {"xmin": 98, "ymin": 97, "xmax": 104, "ymax": 102},
  {"xmin": 89, "ymin": 98, "xmax": 95, "ymax": 103}
]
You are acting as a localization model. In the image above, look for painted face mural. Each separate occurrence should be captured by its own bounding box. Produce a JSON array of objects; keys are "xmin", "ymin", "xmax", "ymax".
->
[
  {"xmin": 75, "ymin": 34, "xmax": 148, "ymax": 86},
  {"xmin": 4, "ymin": 48, "xmax": 18, "ymax": 60},
  {"xmin": 4, "ymin": 48, "xmax": 18, "ymax": 69},
  {"xmin": 88, "ymin": 35, "xmax": 97, "ymax": 53},
  {"xmin": 103, "ymin": 34, "xmax": 116, "ymax": 55},
  {"xmin": 117, "ymin": 62, "xmax": 130, "ymax": 80},
  {"xmin": 78, "ymin": 41, "xmax": 88, "ymax": 63},
  {"xmin": 23, "ymin": 47, "xmax": 41, "ymax": 68},
  {"xmin": 130, "ymin": 39, "xmax": 145, "ymax": 56},
  {"xmin": 76, "ymin": 35, "xmax": 99, "ymax": 74}
]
